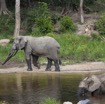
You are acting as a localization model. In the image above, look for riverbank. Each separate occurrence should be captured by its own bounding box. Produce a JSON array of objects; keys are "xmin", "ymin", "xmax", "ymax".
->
[{"xmin": 0, "ymin": 62, "xmax": 105, "ymax": 73}]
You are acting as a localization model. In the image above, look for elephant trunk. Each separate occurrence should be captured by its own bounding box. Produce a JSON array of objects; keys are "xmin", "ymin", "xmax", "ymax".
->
[
  {"xmin": 78, "ymin": 87, "xmax": 88, "ymax": 100},
  {"xmin": 2, "ymin": 49, "xmax": 18, "ymax": 65}
]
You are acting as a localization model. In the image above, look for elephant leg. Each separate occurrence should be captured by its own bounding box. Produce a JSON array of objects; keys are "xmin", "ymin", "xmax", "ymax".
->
[
  {"xmin": 26, "ymin": 58, "xmax": 33, "ymax": 71},
  {"xmin": 54, "ymin": 60, "xmax": 60, "ymax": 71},
  {"xmin": 45, "ymin": 58, "xmax": 52, "ymax": 71},
  {"xmin": 32, "ymin": 54, "xmax": 40, "ymax": 69}
]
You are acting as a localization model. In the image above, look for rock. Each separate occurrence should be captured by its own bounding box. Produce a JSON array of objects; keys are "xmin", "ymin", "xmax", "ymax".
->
[
  {"xmin": 0, "ymin": 39, "xmax": 10, "ymax": 47},
  {"xmin": 77, "ymin": 99, "xmax": 90, "ymax": 104},
  {"xmin": 63, "ymin": 101, "xmax": 73, "ymax": 104}
]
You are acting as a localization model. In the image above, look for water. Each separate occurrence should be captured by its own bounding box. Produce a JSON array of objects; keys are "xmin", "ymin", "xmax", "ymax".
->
[{"xmin": 0, "ymin": 73, "xmax": 104, "ymax": 104}]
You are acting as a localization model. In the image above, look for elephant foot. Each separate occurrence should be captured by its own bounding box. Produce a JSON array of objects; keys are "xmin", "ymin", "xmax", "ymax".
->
[
  {"xmin": 27, "ymin": 68, "xmax": 33, "ymax": 71},
  {"xmin": 55, "ymin": 69, "xmax": 60, "ymax": 72},
  {"xmin": 37, "ymin": 64, "xmax": 40, "ymax": 69},
  {"xmin": 45, "ymin": 68, "xmax": 51, "ymax": 71}
]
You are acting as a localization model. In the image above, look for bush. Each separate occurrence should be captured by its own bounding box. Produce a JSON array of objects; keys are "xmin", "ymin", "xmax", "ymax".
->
[
  {"xmin": 40, "ymin": 98, "xmax": 60, "ymax": 104},
  {"xmin": 60, "ymin": 16, "xmax": 76, "ymax": 32},
  {"xmin": 33, "ymin": 17, "xmax": 52, "ymax": 35},
  {"xmin": 95, "ymin": 13, "xmax": 105, "ymax": 35},
  {"xmin": 0, "ymin": 15, "xmax": 15, "ymax": 35},
  {"xmin": 47, "ymin": 33, "xmax": 105, "ymax": 62},
  {"xmin": 31, "ymin": 2, "xmax": 53, "ymax": 35}
]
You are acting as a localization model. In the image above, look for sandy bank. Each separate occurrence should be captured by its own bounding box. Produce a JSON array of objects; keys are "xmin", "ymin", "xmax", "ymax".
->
[{"xmin": 0, "ymin": 62, "xmax": 105, "ymax": 73}]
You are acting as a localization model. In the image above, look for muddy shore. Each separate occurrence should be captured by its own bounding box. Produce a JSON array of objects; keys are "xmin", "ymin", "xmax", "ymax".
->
[{"xmin": 0, "ymin": 62, "xmax": 105, "ymax": 73}]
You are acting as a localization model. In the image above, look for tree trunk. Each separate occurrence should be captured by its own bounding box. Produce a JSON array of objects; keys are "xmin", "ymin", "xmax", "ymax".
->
[
  {"xmin": 14, "ymin": 0, "xmax": 20, "ymax": 38},
  {"xmin": 0, "ymin": 0, "xmax": 10, "ymax": 15},
  {"xmin": 80, "ymin": 0, "xmax": 84, "ymax": 24}
]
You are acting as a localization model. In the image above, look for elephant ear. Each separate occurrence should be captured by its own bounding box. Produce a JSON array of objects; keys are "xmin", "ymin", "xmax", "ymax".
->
[
  {"xmin": 88, "ymin": 75, "xmax": 101, "ymax": 92},
  {"xmin": 79, "ymin": 77, "xmax": 89, "ymax": 88},
  {"xmin": 19, "ymin": 36, "xmax": 28, "ymax": 50}
]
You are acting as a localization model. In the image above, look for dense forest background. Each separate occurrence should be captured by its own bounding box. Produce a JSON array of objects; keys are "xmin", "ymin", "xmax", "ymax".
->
[
  {"xmin": 1, "ymin": 0, "xmax": 104, "ymax": 37},
  {"xmin": 1, "ymin": 0, "xmax": 105, "ymax": 63}
]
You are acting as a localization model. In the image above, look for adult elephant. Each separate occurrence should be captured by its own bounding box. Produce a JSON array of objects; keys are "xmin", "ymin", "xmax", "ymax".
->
[
  {"xmin": 2, "ymin": 36, "xmax": 61, "ymax": 71},
  {"xmin": 78, "ymin": 74, "xmax": 105, "ymax": 100}
]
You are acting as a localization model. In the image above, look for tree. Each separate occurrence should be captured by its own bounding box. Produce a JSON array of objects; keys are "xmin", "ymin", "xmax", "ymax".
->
[
  {"xmin": 80, "ymin": 0, "xmax": 84, "ymax": 24},
  {"xmin": 14, "ymin": 0, "xmax": 20, "ymax": 37},
  {"xmin": 0, "ymin": 0, "xmax": 10, "ymax": 15}
]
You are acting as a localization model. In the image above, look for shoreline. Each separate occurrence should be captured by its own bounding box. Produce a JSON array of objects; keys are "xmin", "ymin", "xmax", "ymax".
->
[{"xmin": 0, "ymin": 62, "xmax": 105, "ymax": 73}]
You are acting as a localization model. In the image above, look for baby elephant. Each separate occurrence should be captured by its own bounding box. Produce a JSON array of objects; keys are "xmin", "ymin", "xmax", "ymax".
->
[{"xmin": 3, "ymin": 36, "xmax": 61, "ymax": 71}]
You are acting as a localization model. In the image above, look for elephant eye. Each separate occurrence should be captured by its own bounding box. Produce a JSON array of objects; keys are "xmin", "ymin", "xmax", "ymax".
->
[
  {"xmin": 19, "ymin": 38, "xmax": 22, "ymax": 43},
  {"xmin": 87, "ymin": 80, "xmax": 94, "ymax": 87}
]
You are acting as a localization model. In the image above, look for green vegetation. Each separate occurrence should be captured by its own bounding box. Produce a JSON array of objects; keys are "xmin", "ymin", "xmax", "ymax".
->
[
  {"xmin": 96, "ymin": 13, "xmax": 105, "ymax": 35},
  {"xmin": 60, "ymin": 16, "xmax": 76, "ymax": 32},
  {"xmin": 32, "ymin": 2, "xmax": 53, "ymax": 35},
  {"xmin": 0, "ymin": 2, "xmax": 77, "ymax": 36},
  {"xmin": 33, "ymin": 17, "xmax": 52, "ymax": 35},
  {"xmin": 40, "ymin": 97, "xmax": 60, "ymax": 104},
  {"xmin": 0, "ymin": 101, "xmax": 9, "ymax": 104},
  {"xmin": 48, "ymin": 33, "xmax": 105, "ymax": 63},
  {"xmin": 0, "ymin": 44, "xmax": 24, "ymax": 62},
  {"xmin": 0, "ymin": 15, "xmax": 15, "ymax": 36}
]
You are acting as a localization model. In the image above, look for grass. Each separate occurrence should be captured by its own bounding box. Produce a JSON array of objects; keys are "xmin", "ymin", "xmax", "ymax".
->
[
  {"xmin": 48, "ymin": 33, "xmax": 105, "ymax": 63},
  {"xmin": 1, "ymin": 33, "xmax": 105, "ymax": 64},
  {"xmin": 40, "ymin": 97, "xmax": 60, "ymax": 104},
  {"xmin": 0, "ymin": 98, "xmax": 60, "ymax": 104},
  {"xmin": 0, "ymin": 44, "xmax": 24, "ymax": 62}
]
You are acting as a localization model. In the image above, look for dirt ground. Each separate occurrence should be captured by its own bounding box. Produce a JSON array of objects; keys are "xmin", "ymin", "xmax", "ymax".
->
[{"xmin": 0, "ymin": 61, "xmax": 105, "ymax": 73}]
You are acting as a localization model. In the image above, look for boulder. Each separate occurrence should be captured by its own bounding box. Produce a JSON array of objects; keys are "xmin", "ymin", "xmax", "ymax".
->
[
  {"xmin": 63, "ymin": 101, "xmax": 73, "ymax": 104},
  {"xmin": 77, "ymin": 99, "xmax": 90, "ymax": 104},
  {"xmin": 0, "ymin": 39, "xmax": 10, "ymax": 47}
]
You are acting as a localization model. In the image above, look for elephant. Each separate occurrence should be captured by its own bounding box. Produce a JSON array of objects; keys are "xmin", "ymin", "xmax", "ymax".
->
[
  {"xmin": 2, "ymin": 36, "xmax": 61, "ymax": 71},
  {"xmin": 78, "ymin": 74, "xmax": 105, "ymax": 100}
]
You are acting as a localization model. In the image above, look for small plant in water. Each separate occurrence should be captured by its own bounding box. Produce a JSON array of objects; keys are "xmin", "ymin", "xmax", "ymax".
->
[
  {"xmin": 0, "ymin": 101, "xmax": 9, "ymax": 104},
  {"xmin": 40, "ymin": 97, "xmax": 60, "ymax": 104}
]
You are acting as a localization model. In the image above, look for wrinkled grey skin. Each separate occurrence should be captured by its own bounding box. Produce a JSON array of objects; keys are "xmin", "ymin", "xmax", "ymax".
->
[
  {"xmin": 12, "ymin": 36, "xmax": 61, "ymax": 71},
  {"xmin": 78, "ymin": 74, "xmax": 105, "ymax": 100}
]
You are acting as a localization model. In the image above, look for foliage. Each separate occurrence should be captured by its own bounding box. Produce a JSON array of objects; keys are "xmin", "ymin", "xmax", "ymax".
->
[
  {"xmin": 40, "ymin": 97, "xmax": 60, "ymax": 104},
  {"xmin": 0, "ymin": 44, "xmax": 24, "ymax": 62},
  {"xmin": 36, "ymin": 2, "xmax": 51, "ymax": 18},
  {"xmin": 84, "ymin": 0, "xmax": 95, "ymax": 5},
  {"xmin": 32, "ymin": 2, "xmax": 53, "ymax": 35},
  {"xmin": 33, "ymin": 17, "xmax": 52, "ymax": 35},
  {"xmin": 48, "ymin": 33, "xmax": 105, "ymax": 62},
  {"xmin": 26, "ymin": 2, "xmax": 50, "ymax": 19},
  {"xmin": 6, "ymin": 0, "xmax": 96, "ymax": 11},
  {"xmin": 60, "ymin": 16, "xmax": 76, "ymax": 32},
  {"xmin": 95, "ymin": 13, "xmax": 105, "ymax": 35},
  {"xmin": 0, "ymin": 101, "xmax": 9, "ymax": 104},
  {"xmin": 0, "ymin": 15, "xmax": 15, "ymax": 35}
]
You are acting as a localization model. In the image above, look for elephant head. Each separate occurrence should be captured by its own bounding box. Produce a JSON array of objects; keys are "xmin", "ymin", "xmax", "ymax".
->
[
  {"xmin": 78, "ymin": 75, "xmax": 101, "ymax": 99},
  {"xmin": 12, "ymin": 36, "xmax": 28, "ymax": 50},
  {"xmin": 2, "ymin": 36, "xmax": 28, "ymax": 65}
]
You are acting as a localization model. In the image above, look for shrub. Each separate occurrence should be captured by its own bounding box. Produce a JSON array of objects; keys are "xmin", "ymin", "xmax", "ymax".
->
[
  {"xmin": 40, "ymin": 97, "xmax": 60, "ymax": 104},
  {"xmin": 26, "ymin": 2, "xmax": 50, "ymax": 20},
  {"xmin": 60, "ymin": 16, "xmax": 76, "ymax": 32},
  {"xmin": 95, "ymin": 13, "xmax": 105, "ymax": 35},
  {"xmin": 31, "ymin": 2, "xmax": 53, "ymax": 35},
  {"xmin": 0, "ymin": 15, "xmax": 15, "ymax": 35},
  {"xmin": 36, "ymin": 2, "xmax": 51, "ymax": 18},
  {"xmin": 33, "ymin": 17, "xmax": 52, "ymax": 35}
]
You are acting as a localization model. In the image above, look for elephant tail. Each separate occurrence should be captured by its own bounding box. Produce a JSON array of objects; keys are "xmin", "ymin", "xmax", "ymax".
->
[
  {"xmin": 57, "ymin": 46, "xmax": 61, "ymax": 65},
  {"xmin": 59, "ymin": 59, "xmax": 62, "ymax": 65}
]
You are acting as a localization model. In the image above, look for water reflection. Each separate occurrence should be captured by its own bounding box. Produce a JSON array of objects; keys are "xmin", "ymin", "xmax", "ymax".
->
[
  {"xmin": 0, "ymin": 73, "xmax": 104, "ymax": 104},
  {"xmin": 89, "ymin": 96, "xmax": 105, "ymax": 104}
]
